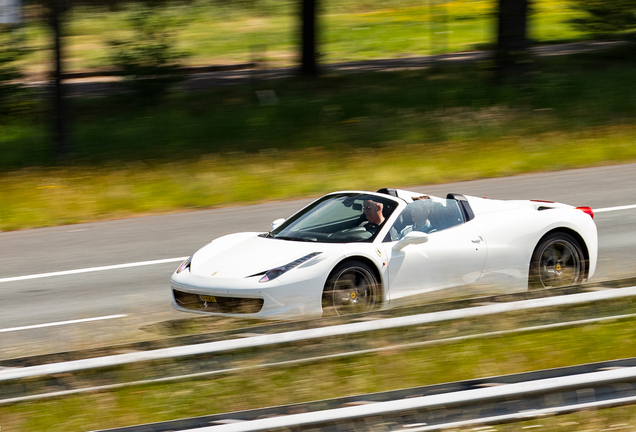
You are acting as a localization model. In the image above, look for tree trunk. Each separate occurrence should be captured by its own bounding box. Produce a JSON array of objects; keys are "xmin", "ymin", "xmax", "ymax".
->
[
  {"xmin": 300, "ymin": 0, "xmax": 317, "ymax": 76},
  {"xmin": 496, "ymin": 0, "xmax": 529, "ymax": 79},
  {"xmin": 51, "ymin": 0, "xmax": 69, "ymax": 159}
]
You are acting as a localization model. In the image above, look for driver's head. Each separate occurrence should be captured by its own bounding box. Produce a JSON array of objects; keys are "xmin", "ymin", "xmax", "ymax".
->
[{"xmin": 363, "ymin": 199, "xmax": 384, "ymax": 224}]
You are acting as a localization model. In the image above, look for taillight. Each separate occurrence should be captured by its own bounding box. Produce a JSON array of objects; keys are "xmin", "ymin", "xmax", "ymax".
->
[{"xmin": 576, "ymin": 206, "xmax": 594, "ymax": 219}]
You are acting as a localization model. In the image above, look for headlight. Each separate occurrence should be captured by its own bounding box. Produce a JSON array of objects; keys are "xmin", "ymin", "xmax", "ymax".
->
[
  {"xmin": 259, "ymin": 252, "xmax": 321, "ymax": 283},
  {"xmin": 176, "ymin": 256, "xmax": 192, "ymax": 274}
]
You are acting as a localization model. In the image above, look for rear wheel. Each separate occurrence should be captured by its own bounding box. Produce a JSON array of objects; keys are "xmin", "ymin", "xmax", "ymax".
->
[
  {"xmin": 529, "ymin": 232, "xmax": 586, "ymax": 289},
  {"xmin": 322, "ymin": 261, "xmax": 379, "ymax": 316}
]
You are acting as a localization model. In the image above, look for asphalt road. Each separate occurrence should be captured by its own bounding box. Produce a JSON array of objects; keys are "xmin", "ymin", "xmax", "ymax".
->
[{"xmin": 1, "ymin": 163, "xmax": 635, "ymax": 358}]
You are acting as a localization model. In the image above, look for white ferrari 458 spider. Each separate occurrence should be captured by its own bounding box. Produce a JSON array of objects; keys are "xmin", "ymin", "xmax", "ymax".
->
[{"xmin": 171, "ymin": 188, "xmax": 597, "ymax": 319}]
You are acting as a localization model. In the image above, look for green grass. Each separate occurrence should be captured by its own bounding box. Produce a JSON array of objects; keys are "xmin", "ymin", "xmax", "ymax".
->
[
  {"xmin": 3, "ymin": 303, "xmax": 636, "ymax": 431},
  {"xmin": 15, "ymin": 0, "xmax": 591, "ymax": 76},
  {"xmin": 2, "ymin": 47, "xmax": 636, "ymax": 231}
]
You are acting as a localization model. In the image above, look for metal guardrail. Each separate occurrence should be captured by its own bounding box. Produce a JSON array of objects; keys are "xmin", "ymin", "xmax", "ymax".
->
[
  {"xmin": 5, "ymin": 311, "xmax": 636, "ymax": 406},
  {"xmin": 5, "ymin": 277, "xmax": 636, "ymax": 373},
  {"xmin": 94, "ymin": 357, "xmax": 636, "ymax": 432},
  {"xmin": 5, "ymin": 280, "xmax": 613, "ymax": 369},
  {"xmin": 3, "ymin": 284, "xmax": 636, "ymax": 405},
  {"xmin": 181, "ymin": 366, "xmax": 636, "ymax": 432},
  {"xmin": 3, "ymin": 286, "xmax": 636, "ymax": 383}
]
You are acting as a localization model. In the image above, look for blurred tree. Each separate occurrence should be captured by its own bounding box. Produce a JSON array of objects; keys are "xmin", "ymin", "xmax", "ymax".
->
[
  {"xmin": 569, "ymin": 0, "xmax": 636, "ymax": 37},
  {"xmin": 0, "ymin": 27, "xmax": 29, "ymax": 116},
  {"xmin": 107, "ymin": 3, "xmax": 188, "ymax": 102},
  {"xmin": 300, "ymin": 0, "xmax": 317, "ymax": 76},
  {"xmin": 496, "ymin": 0, "xmax": 530, "ymax": 79},
  {"xmin": 48, "ymin": 0, "xmax": 70, "ymax": 159}
]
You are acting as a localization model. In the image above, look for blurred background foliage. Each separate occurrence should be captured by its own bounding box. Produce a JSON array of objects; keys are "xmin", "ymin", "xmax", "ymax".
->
[
  {"xmin": 2, "ymin": 0, "xmax": 634, "ymax": 80},
  {"xmin": 1, "ymin": 0, "xmax": 593, "ymax": 78},
  {"xmin": 106, "ymin": 2, "xmax": 189, "ymax": 101},
  {"xmin": 1, "ymin": 0, "xmax": 636, "ymax": 230},
  {"xmin": 568, "ymin": 0, "xmax": 636, "ymax": 37},
  {"xmin": 0, "ymin": 26, "xmax": 30, "ymax": 116}
]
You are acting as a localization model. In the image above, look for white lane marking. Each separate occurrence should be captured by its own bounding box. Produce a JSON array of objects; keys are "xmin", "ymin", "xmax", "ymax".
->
[
  {"xmin": 0, "ymin": 257, "xmax": 188, "ymax": 284},
  {"xmin": 594, "ymin": 204, "xmax": 636, "ymax": 213},
  {"xmin": 0, "ymin": 314, "xmax": 127, "ymax": 333}
]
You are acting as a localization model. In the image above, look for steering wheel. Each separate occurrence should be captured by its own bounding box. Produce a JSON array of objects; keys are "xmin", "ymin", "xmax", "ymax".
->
[
  {"xmin": 328, "ymin": 226, "xmax": 373, "ymax": 241},
  {"xmin": 363, "ymin": 222, "xmax": 379, "ymax": 233}
]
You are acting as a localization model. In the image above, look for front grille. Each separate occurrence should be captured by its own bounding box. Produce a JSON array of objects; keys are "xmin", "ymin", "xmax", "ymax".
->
[{"xmin": 173, "ymin": 289, "xmax": 264, "ymax": 314}]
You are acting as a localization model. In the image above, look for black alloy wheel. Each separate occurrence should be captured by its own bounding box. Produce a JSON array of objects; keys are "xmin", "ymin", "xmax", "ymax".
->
[
  {"xmin": 529, "ymin": 232, "xmax": 586, "ymax": 289},
  {"xmin": 322, "ymin": 260, "xmax": 379, "ymax": 316}
]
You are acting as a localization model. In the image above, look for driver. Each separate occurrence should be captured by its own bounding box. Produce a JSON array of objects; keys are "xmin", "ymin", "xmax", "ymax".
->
[{"xmin": 361, "ymin": 199, "xmax": 384, "ymax": 231}]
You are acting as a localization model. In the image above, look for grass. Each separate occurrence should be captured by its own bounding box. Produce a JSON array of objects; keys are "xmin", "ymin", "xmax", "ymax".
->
[
  {"xmin": 15, "ymin": 0, "xmax": 591, "ymax": 77},
  {"xmin": 2, "ymin": 46, "xmax": 636, "ymax": 231},
  {"xmin": 3, "ymin": 301, "xmax": 636, "ymax": 431}
]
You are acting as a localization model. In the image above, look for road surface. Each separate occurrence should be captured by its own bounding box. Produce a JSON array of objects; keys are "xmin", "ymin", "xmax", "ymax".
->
[{"xmin": 1, "ymin": 163, "xmax": 635, "ymax": 357}]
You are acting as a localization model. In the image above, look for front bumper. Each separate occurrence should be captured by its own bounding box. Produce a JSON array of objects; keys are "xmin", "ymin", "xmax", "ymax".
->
[
  {"xmin": 172, "ymin": 288, "xmax": 265, "ymax": 314},
  {"xmin": 170, "ymin": 270, "xmax": 326, "ymax": 320}
]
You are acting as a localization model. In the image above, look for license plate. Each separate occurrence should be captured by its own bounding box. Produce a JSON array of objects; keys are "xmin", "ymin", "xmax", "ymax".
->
[{"xmin": 199, "ymin": 295, "xmax": 217, "ymax": 302}]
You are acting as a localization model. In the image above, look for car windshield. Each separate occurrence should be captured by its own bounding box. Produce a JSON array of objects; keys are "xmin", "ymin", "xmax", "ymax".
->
[
  {"xmin": 270, "ymin": 193, "xmax": 397, "ymax": 243},
  {"xmin": 387, "ymin": 196, "xmax": 465, "ymax": 241}
]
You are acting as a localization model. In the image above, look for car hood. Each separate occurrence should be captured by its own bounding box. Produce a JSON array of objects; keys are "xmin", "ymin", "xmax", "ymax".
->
[{"xmin": 190, "ymin": 233, "xmax": 328, "ymax": 279}]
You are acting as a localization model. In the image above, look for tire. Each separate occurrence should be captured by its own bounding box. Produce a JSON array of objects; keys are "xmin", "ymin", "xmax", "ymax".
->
[
  {"xmin": 529, "ymin": 232, "xmax": 586, "ymax": 289},
  {"xmin": 322, "ymin": 260, "xmax": 379, "ymax": 316}
]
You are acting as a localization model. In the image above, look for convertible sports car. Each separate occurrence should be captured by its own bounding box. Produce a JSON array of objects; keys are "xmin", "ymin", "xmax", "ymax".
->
[{"xmin": 170, "ymin": 188, "xmax": 598, "ymax": 319}]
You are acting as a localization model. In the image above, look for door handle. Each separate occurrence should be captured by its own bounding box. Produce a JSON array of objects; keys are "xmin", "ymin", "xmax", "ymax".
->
[{"xmin": 471, "ymin": 237, "xmax": 483, "ymax": 244}]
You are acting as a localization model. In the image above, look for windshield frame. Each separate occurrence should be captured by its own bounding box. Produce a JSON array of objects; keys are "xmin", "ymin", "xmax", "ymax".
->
[{"xmin": 269, "ymin": 192, "xmax": 403, "ymax": 244}]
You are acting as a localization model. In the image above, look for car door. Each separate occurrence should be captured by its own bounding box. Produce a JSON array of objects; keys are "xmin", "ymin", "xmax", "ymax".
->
[{"xmin": 384, "ymin": 222, "xmax": 488, "ymax": 303}]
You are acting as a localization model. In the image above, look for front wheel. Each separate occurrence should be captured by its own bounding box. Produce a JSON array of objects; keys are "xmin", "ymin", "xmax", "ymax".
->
[
  {"xmin": 322, "ymin": 260, "xmax": 379, "ymax": 316},
  {"xmin": 529, "ymin": 232, "xmax": 586, "ymax": 289}
]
